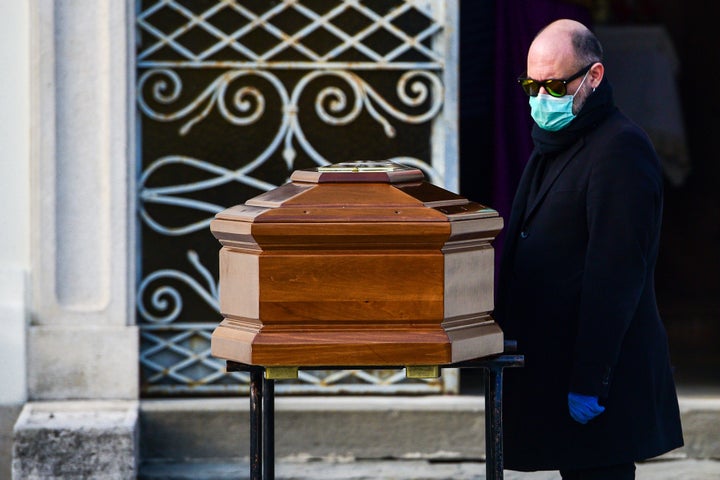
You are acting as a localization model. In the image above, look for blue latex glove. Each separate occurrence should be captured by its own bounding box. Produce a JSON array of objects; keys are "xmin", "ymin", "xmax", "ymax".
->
[{"xmin": 568, "ymin": 393, "xmax": 605, "ymax": 424}]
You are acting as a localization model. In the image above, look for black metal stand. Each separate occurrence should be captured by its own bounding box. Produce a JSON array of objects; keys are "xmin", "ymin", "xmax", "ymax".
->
[{"xmin": 228, "ymin": 343, "xmax": 523, "ymax": 480}]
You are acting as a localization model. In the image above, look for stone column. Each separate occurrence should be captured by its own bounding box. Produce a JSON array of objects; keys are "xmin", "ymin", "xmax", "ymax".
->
[{"xmin": 13, "ymin": 1, "xmax": 139, "ymax": 478}]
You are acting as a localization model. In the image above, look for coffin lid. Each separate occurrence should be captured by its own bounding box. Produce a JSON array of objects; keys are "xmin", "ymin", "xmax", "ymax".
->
[{"xmin": 213, "ymin": 161, "xmax": 500, "ymax": 224}]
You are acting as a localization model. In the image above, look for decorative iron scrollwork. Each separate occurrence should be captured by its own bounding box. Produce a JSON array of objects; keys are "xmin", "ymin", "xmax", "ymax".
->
[{"xmin": 137, "ymin": 250, "xmax": 218, "ymax": 324}]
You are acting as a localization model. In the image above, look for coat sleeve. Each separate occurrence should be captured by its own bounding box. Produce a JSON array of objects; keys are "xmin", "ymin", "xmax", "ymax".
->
[{"xmin": 569, "ymin": 125, "xmax": 663, "ymax": 398}]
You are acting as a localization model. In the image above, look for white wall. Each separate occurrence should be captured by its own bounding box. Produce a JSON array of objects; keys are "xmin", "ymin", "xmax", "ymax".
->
[{"xmin": 0, "ymin": 0, "xmax": 30, "ymax": 405}]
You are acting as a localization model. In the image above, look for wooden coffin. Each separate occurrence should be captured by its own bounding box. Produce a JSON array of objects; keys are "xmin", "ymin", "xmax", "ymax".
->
[{"xmin": 210, "ymin": 161, "xmax": 504, "ymax": 369}]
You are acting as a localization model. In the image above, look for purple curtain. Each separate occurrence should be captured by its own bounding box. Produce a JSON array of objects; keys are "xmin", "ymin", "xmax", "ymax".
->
[{"xmin": 492, "ymin": 1, "xmax": 592, "ymax": 264}]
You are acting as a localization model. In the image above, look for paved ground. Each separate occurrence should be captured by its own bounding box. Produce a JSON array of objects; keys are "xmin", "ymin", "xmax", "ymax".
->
[{"xmin": 140, "ymin": 458, "xmax": 720, "ymax": 480}]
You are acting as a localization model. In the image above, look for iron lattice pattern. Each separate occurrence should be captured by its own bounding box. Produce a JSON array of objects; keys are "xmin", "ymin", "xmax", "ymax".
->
[
  {"xmin": 137, "ymin": 0, "xmax": 443, "ymax": 68},
  {"xmin": 136, "ymin": 0, "xmax": 452, "ymax": 395}
]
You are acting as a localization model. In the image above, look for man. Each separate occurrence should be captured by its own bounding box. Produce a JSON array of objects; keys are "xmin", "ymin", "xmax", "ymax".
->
[{"xmin": 494, "ymin": 19, "xmax": 684, "ymax": 479}]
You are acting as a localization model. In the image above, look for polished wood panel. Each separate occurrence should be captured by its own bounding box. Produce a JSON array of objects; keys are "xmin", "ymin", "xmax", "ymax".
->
[
  {"xmin": 212, "ymin": 318, "xmax": 452, "ymax": 366},
  {"xmin": 258, "ymin": 252, "xmax": 444, "ymax": 322},
  {"xmin": 280, "ymin": 183, "xmax": 424, "ymax": 207},
  {"xmin": 218, "ymin": 248, "xmax": 259, "ymax": 320},
  {"xmin": 249, "ymin": 222, "xmax": 450, "ymax": 250}
]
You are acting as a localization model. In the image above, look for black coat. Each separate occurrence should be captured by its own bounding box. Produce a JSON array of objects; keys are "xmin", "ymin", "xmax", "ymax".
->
[{"xmin": 494, "ymin": 108, "xmax": 684, "ymax": 471}]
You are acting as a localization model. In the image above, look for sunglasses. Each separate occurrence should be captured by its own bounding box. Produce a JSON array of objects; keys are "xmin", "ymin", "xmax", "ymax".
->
[{"xmin": 518, "ymin": 63, "xmax": 593, "ymax": 97}]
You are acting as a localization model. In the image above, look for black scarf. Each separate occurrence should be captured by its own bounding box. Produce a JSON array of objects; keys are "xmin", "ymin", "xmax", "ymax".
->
[{"xmin": 530, "ymin": 77, "xmax": 617, "ymax": 156}]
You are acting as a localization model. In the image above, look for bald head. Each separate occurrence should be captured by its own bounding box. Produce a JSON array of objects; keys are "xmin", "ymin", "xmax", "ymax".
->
[{"xmin": 528, "ymin": 19, "xmax": 603, "ymax": 79}]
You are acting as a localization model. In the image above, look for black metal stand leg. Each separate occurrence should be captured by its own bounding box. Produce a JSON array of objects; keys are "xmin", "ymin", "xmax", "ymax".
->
[
  {"xmin": 249, "ymin": 368, "xmax": 263, "ymax": 480},
  {"xmin": 484, "ymin": 365, "xmax": 505, "ymax": 480},
  {"xmin": 262, "ymin": 376, "xmax": 275, "ymax": 480}
]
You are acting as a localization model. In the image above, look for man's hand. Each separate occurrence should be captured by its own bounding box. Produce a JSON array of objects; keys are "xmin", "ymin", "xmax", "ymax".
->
[{"xmin": 568, "ymin": 392, "xmax": 605, "ymax": 424}]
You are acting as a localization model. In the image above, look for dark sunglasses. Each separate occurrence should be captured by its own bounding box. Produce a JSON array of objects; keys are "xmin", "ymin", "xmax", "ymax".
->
[{"xmin": 518, "ymin": 63, "xmax": 593, "ymax": 97}]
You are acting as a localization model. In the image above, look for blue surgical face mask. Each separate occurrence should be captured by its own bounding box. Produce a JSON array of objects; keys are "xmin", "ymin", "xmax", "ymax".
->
[{"xmin": 529, "ymin": 71, "xmax": 589, "ymax": 131}]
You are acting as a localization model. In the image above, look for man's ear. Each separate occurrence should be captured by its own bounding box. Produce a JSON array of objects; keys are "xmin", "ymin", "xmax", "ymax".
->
[{"xmin": 589, "ymin": 62, "xmax": 604, "ymax": 89}]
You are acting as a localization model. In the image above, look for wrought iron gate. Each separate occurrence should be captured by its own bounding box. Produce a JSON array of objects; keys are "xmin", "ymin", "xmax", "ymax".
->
[{"xmin": 136, "ymin": 0, "xmax": 459, "ymax": 395}]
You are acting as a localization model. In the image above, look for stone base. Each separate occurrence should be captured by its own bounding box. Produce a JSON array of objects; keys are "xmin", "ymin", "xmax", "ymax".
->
[
  {"xmin": 139, "ymin": 395, "xmax": 720, "ymax": 465},
  {"xmin": 12, "ymin": 401, "xmax": 138, "ymax": 480}
]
